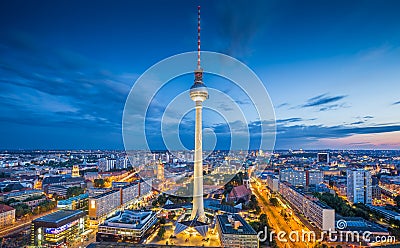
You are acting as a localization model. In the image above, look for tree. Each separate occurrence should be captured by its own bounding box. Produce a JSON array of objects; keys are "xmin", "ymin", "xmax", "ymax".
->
[
  {"xmin": 15, "ymin": 204, "xmax": 31, "ymax": 218},
  {"xmin": 159, "ymin": 217, "xmax": 166, "ymax": 225},
  {"xmin": 395, "ymin": 195, "xmax": 400, "ymax": 208},
  {"xmin": 66, "ymin": 186, "xmax": 84, "ymax": 198},
  {"xmin": 269, "ymin": 197, "xmax": 279, "ymax": 207},
  {"xmin": 94, "ymin": 179, "xmax": 105, "ymax": 188},
  {"xmin": 157, "ymin": 226, "xmax": 166, "ymax": 239}
]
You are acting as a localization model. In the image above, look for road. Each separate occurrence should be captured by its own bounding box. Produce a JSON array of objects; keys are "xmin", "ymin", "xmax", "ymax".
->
[
  {"xmin": 251, "ymin": 180, "xmax": 314, "ymax": 248},
  {"xmin": 0, "ymin": 209, "xmax": 57, "ymax": 238}
]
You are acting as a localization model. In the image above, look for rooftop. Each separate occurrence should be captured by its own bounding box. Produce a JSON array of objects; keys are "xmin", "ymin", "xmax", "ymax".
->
[
  {"xmin": 91, "ymin": 189, "xmax": 119, "ymax": 199},
  {"xmin": 217, "ymin": 214, "xmax": 257, "ymax": 235},
  {"xmin": 101, "ymin": 210, "xmax": 156, "ymax": 230},
  {"xmin": 57, "ymin": 193, "xmax": 89, "ymax": 206},
  {"xmin": 0, "ymin": 204, "xmax": 15, "ymax": 213},
  {"xmin": 33, "ymin": 210, "xmax": 84, "ymax": 225}
]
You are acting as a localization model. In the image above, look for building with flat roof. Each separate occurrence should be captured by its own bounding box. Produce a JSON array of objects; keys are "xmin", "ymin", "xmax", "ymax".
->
[
  {"xmin": 89, "ymin": 189, "xmax": 121, "ymax": 225},
  {"xmin": 216, "ymin": 214, "xmax": 258, "ymax": 248},
  {"xmin": 57, "ymin": 193, "xmax": 89, "ymax": 210},
  {"xmin": 0, "ymin": 189, "xmax": 43, "ymax": 202},
  {"xmin": 266, "ymin": 175, "xmax": 279, "ymax": 192},
  {"xmin": 347, "ymin": 169, "xmax": 372, "ymax": 204},
  {"xmin": 306, "ymin": 170, "xmax": 324, "ymax": 186},
  {"xmin": 97, "ymin": 210, "xmax": 158, "ymax": 243},
  {"xmin": 0, "ymin": 204, "xmax": 15, "ymax": 228},
  {"xmin": 279, "ymin": 182, "xmax": 335, "ymax": 231},
  {"xmin": 31, "ymin": 210, "xmax": 85, "ymax": 247},
  {"xmin": 279, "ymin": 169, "xmax": 306, "ymax": 187},
  {"xmin": 88, "ymin": 179, "xmax": 152, "ymax": 226},
  {"xmin": 366, "ymin": 204, "xmax": 400, "ymax": 221}
]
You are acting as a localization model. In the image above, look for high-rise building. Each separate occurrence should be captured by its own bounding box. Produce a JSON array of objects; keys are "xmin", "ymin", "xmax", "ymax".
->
[
  {"xmin": 317, "ymin": 153, "xmax": 330, "ymax": 164},
  {"xmin": 98, "ymin": 158, "xmax": 116, "ymax": 172},
  {"xmin": 306, "ymin": 170, "xmax": 324, "ymax": 186},
  {"xmin": 346, "ymin": 169, "xmax": 372, "ymax": 204}
]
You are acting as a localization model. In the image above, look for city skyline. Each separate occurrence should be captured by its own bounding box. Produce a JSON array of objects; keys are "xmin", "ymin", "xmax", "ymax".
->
[{"xmin": 1, "ymin": 0, "xmax": 400, "ymax": 150}]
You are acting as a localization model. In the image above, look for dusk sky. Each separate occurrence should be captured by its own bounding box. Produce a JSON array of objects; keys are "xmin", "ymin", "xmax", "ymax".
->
[{"xmin": 1, "ymin": 0, "xmax": 400, "ymax": 150}]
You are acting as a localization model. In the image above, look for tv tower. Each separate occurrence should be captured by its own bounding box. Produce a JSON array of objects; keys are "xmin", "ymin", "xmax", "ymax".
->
[{"xmin": 189, "ymin": 6, "xmax": 208, "ymax": 222}]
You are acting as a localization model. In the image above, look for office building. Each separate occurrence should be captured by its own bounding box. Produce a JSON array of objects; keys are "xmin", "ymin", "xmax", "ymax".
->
[
  {"xmin": 31, "ymin": 210, "xmax": 85, "ymax": 247},
  {"xmin": 0, "ymin": 204, "xmax": 15, "ymax": 228},
  {"xmin": 346, "ymin": 169, "xmax": 372, "ymax": 204},
  {"xmin": 216, "ymin": 214, "xmax": 259, "ymax": 248},
  {"xmin": 97, "ymin": 210, "xmax": 158, "ymax": 243}
]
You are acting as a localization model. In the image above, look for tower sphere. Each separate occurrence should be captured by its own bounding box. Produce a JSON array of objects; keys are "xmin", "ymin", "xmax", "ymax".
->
[{"xmin": 190, "ymin": 69, "xmax": 208, "ymax": 102}]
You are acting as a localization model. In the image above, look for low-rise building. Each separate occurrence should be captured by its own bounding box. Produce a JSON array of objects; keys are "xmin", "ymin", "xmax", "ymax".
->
[
  {"xmin": 366, "ymin": 204, "xmax": 400, "ymax": 221},
  {"xmin": 0, "ymin": 204, "xmax": 15, "ymax": 228},
  {"xmin": 97, "ymin": 210, "xmax": 158, "ymax": 243},
  {"xmin": 57, "ymin": 193, "xmax": 89, "ymax": 210},
  {"xmin": 0, "ymin": 189, "xmax": 43, "ymax": 202},
  {"xmin": 227, "ymin": 185, "xmax": 252, "ymax": 203},
  {"xmin": 216, "ymin": 214, "xmax": 259, "ymax": 248}
]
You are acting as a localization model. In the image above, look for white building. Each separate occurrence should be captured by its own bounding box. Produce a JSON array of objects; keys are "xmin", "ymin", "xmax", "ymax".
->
[
  {"xmin": 346, "ymin": 169, "xmax": 372, "ymax": 204},
  {"xmin": 279, "ymin": 169, "xmax": 306, "ymax": 187},
  {"xmin": 306, "ymin": 170, "xmax": 324, "ymax": 186},
  {"xmin": 266, "ymin": 175, "xmax": 279, "ymax": 192},
  {"xmin": 279, "ymin": 182, "xmax": 335, "ymax": 231},
  {"xmin": 97, "ymin": 210, "xmax": 158, "ymax": 243},
  {"xmin": 98, "ymin": 158, "xmax": 117, "ymax": 172}
]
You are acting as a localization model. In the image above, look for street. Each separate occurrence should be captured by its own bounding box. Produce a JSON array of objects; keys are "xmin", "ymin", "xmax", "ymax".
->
[{"xmin": 251, "ymin": 180, "xmax": 315, "ymax": 248}]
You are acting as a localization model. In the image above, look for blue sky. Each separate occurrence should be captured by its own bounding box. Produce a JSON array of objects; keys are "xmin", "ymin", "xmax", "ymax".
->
[{"xmin": 0, "ymin": 0, "xmax": 399, "ymax": 150}]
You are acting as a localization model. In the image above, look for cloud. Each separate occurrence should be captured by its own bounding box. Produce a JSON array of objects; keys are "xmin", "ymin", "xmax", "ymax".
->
[
  {"xmin": 276, "ymin": 118, "xmax": 303, "ymax": 123},
  {"xmin": 276, "ymin": 123, "xmax": 400, "ymax": 142},
  {"xmin": 350, "ymin": 121, "xmax": 364, "ymax": 125},
  {"xmin": 0, "ymin": 32, "xmax": 135, "ymax": 132},
  {"xmin": 302, "ymin": 93, "xmax": 347, "ymax": 108},
  {"xmin": 276, "ymin": 103, "xmax": 289, "ymax": 108}
]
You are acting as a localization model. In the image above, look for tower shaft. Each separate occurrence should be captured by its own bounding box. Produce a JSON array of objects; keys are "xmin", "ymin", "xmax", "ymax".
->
[{"xmin": 191, "ymin": 101, "xmax": 205, "ymax": 221}]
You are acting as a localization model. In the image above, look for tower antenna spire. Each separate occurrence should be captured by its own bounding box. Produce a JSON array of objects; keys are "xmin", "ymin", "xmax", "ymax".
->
[{"xmin": 197, "ymin": 5, "xmax": 201, "ymax": 69}]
